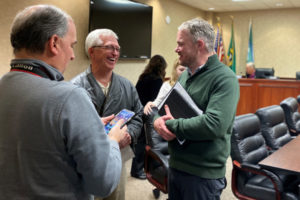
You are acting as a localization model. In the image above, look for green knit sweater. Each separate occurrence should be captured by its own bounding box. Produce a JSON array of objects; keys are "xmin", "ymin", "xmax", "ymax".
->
[{"xmin": 165, "ymin": 54, "xmax": 240, "ymax": 179}]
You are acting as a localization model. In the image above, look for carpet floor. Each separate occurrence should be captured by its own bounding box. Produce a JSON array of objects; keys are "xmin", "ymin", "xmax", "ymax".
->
[{"xmin": 124, "ymin": 158, "xmax": 237, "ymax": 200}]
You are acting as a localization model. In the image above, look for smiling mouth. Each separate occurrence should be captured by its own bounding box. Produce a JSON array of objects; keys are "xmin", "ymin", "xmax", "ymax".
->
[{"xmin": 107, "ymin": 56, "xmax": 119, "ymax": 64}]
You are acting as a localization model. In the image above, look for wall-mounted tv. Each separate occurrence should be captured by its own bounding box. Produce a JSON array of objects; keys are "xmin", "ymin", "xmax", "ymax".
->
[{"xmin": 89, "ymin": 0, "xmax": 153, "ymax": 59}]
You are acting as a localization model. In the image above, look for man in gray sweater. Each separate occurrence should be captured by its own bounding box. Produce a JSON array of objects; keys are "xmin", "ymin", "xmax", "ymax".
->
[
  {"xmin": 0, "ymin": 4, "xmax": 126, "ymax": 200},
  {"xmin": 71, "ymin": 29, "xmax": 143, "ymax": 200}
]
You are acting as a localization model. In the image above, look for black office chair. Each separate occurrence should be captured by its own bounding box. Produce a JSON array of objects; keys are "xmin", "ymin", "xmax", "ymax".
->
[
  {"xmin": 280, "ymin": 97, "xmax": 300, "ymax": 135},
  {"xmin": 297, "ymin": 95, "xmax": 300, "ymax": 105},
  {"xmin": 256, "ymin": 105, "xmax": 293, "ymax": 150},
  {"xmin": 231, "ymin": 113, "xmax": 298, "ymax": 200},
  {"xmin": 255, "ymin": 68, "xmax": 275, "ymax": 79},
  {"xmin": 296, "ymin": 72, "xmax": 300, "ymax": 80},
  {"xmin": 144, "ymin": 108, "xmax": 169, "ymax": 199}
]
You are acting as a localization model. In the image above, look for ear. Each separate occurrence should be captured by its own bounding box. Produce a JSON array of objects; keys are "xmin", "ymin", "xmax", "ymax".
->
[
  {"xmin": 197, "ymin": 39, "xmax": 205, "ymax": 49},
  {"xmin": 48, "ymin": 35, "xmax": 60, "ymax": 55},
  {"xmin": 88, "ymin": 47, "xmax": 94, "ymax": 58}
]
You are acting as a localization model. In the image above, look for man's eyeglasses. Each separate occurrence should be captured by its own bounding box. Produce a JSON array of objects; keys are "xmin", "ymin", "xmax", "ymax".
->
[{"xmin": 93, "ymin": 45, "xmax": 121, "ymax": 53}]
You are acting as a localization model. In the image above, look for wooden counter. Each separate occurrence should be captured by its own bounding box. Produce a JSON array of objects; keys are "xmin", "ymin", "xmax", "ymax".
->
[{"xmin": 237, "ymin": 78, "xmax": 300, "ymax": 115}]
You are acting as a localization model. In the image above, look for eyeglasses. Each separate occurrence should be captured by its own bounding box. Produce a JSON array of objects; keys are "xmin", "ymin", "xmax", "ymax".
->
[{"xmin": 93, "ymin": 45, "xmax": 121, "ymax": 53}]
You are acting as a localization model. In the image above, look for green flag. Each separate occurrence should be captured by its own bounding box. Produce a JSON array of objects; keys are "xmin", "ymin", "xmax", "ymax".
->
[{"xmin": 227, "ymin": 20, "xmax": 236, "ymax": 73}]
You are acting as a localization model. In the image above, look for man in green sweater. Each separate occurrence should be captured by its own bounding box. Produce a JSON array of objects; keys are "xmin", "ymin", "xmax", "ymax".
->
[{"xmin": 154, "ymin": 18, "xmax": 240, "ymax": 200}]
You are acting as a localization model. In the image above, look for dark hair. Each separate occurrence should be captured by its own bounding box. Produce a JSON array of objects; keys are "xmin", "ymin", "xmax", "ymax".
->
[
  {"xmin": 138, "ymin": 55, "xmax": 167, "ymax": 81},
  {"xmin": 10, "ymin": 5, "xmax": 71, "ymax": 54}
]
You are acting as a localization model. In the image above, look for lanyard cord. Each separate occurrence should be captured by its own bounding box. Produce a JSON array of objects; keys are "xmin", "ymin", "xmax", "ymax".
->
[{"xmin": 10, "ymin": 63, "xmax": 52, "ymax": 79}]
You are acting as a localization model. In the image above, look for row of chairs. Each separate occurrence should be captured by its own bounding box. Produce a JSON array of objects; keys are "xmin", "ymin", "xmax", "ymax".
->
[
  {"xmin": 231, "ymin": 96, "xmax": 300, "ymax": 200},
  {"xmin": 143, "ymin": 96, "xmax": 300, "ymax": 199}
]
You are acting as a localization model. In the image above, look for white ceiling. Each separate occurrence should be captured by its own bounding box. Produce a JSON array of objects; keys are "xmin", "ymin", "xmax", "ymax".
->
[{"xmin": 175, "ymin": 0, "xmax": 300, "ymax": 12}]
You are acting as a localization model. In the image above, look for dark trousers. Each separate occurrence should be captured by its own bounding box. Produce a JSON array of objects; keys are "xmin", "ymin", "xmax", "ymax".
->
[
  {"xmin": 130, "ymin": 130, "xmax": 146, "ymax": 175},
  {"xmin": 168, "ymin": 167, "xmax": 226, "ymax": 200}
]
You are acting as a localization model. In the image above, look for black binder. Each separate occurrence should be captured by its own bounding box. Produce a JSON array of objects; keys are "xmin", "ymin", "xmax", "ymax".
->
[{"xmin": 158, "ymin": 82, "xmax": 203, "ymax": 118}]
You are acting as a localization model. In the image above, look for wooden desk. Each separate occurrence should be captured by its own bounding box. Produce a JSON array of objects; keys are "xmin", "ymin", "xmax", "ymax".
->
[
  {"xmin": 259, "ymin": 136, "xmax": 300, "ymax": 175},
  {"xmin": 237, "ymin": 78, "xmax": 300, "ymax": 115}
]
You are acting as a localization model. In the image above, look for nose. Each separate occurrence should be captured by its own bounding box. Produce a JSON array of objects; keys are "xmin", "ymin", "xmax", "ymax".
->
[
  {"xmin": 71, "ymin": 50, "xmax": 75, "ymax": 60},
  {"xmin": 113, "ymin": 48, "xmax": 120, "ymax": 54},
  {"xmin": 175, "ymin": 46, "xmax": 179, "ymax": 53},
  {"xmin": 112, "ymin": 50, "xmax": 120, "ymax": 57}
]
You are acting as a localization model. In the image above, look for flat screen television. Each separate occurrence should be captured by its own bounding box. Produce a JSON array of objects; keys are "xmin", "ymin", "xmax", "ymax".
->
[{"xmin": 89, "ymin": 0, "xmax": 153, "ymax": 59}]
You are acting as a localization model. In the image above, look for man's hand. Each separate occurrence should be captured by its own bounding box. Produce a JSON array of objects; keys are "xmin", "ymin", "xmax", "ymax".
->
[
  {"xmin": 153, "ymin": 105, "xmax": 176, "ymax": 141},
  {"xmin": 108, "ymin": 119, "xmax": 127, "ymax": 145},
  {"xmin": 118, "ymin": 131, "xmax": 131, "ymax": 149},
  {"xmin": 101, "ymin": 114, "xmax": 115, "ymax": 125},
  {"xmin": 164, "ymin": 104, "xmax": 174, "ymax": 120}
]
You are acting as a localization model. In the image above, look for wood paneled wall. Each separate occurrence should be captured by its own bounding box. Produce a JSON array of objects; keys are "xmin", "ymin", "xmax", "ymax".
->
[{"xmin": 237, "ymin": 78, "xmax": 300, "ymax": 115}]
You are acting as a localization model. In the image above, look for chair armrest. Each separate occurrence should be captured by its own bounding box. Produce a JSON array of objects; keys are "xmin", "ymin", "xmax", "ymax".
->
[
  {"xmin": 145, "ymin": 145, "xmax": 169, "ymax": 169},
  {"xmin": 241, "ymin": 162, "xmax": 262, "ymax": 170},
  {"xmin": 233, "ymin": 160, "xmax": 284, "ymax": 193},
  {"xmin": 144, "ymin": 145, "xmax": 169, "ymax": 194}
]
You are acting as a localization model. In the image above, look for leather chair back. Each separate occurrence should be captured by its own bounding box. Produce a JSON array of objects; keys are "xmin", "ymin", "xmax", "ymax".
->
[
  {"xmin": 144, "ymin": 108, "xmax": 168, "ymax": 154},
  {"xmin": 144, "ymin": 107, "xmax": 169, "ymax": 195},
  {"xmin": 280, "ymin": 97, "xmax": 300, "ymax": 135},
  {"xmin": 256, "ymin": 105, "xmax": 292, "ymax": 150},
  {"xmin": 296, "ymin": 71, "xmax": 300, "ymax": 80},
  {"xmin": 231, "ymin": 113, "xmax": 269, "ymax": 165},
  {"xmin": 297, "ymin": 95, "xmax": 300, "ymax": 104}
]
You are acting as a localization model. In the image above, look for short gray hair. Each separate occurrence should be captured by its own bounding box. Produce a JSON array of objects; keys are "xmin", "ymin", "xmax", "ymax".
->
[
  {"xmin": 178, "ymin": 18, "xmax": 215, "ymax": 53},
  {"xmin": 10, "ymin": 5, "xmax": 72, "ymax": 54},
  {"xmin": 85, "ymin": 29, "xmax": 118, "ymax": 58}
]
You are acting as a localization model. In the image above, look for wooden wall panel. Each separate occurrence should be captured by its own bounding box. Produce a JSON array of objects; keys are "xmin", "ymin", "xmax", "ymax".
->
[
  {"xmin": 236, "ymin": 82, "xmax": 256, "ymax": 115},
  {"xmin": 236, "ymin": 78, "xmax": 300, "ymax": 115}
]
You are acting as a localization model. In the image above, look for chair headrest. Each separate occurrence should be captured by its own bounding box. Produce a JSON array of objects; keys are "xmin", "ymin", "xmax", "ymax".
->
[
  {"xmin": 255, "ymin": 68, "xmax": 274, "ymax": 78},
  {"xmin": 296, "ymin": 71, "xmax": 300, "ymax": 80},
  {"xmin": 256, "ymin": 105, "xmax": 285, "ymax": 127},
  {"xmin": 232, "ymin": 114, "xmax": 261, "ymax": 140},
  {"xmin": 280, "ymin": 97, "xmax": 298, "ymax": 112}
]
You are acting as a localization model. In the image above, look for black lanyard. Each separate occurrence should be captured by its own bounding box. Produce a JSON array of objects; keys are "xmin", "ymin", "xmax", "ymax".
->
[{"xmin": 10, "ymin": 63, "xmax": 52, "ymax": 80}]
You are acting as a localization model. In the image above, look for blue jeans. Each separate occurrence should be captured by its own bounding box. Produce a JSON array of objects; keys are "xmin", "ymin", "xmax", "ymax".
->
[{"xmin": 168, "ymin": 167, "xmax": 227, "ymax": 200}]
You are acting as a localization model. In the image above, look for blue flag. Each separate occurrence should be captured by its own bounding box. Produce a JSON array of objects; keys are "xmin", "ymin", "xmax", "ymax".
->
[{"xmin": 247, "ymin": 19, "xmax": 254, "ymax": 63}]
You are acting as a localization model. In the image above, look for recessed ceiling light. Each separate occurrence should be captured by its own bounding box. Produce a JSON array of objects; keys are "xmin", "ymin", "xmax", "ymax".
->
[
  {"xmin": 208, "ymin": 7, "xmax": 215, "ymax": 10},
  {"xmin": 232, "ymin": 0, "xmax": 251, "ymax": 2}
]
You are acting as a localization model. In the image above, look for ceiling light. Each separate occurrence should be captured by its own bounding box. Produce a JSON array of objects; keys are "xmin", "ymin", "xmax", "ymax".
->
[
  {"xmin": 208, "ymin": 7, "xmax": 215, "ymax": 10},
  {"xmin": 232, "ymin": 0, "xmax": 251, "ymax": 2},
  {"xmin": 276, "ymin": 3, "xmax": 283, "ymax": 6}
]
